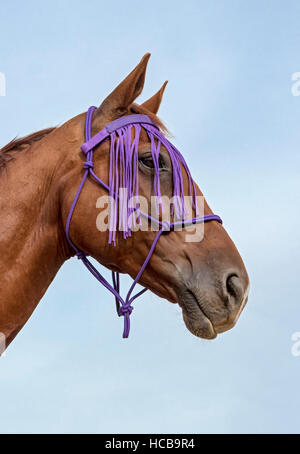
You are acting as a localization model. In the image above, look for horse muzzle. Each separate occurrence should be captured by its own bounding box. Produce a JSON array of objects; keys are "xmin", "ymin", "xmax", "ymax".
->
[{"xmin": 179, "ymin": 270, "xmax": 249, "ymax": 339}]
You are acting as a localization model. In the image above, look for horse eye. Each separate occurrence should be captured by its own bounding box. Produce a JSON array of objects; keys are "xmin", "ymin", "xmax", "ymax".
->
[
  {"xmin": 139, "ymin": 156, "xmax": 166, "ymax": 170},
  {"xmin": 140, "ymin": 157, "xmax": 155, "ymax": 169}
]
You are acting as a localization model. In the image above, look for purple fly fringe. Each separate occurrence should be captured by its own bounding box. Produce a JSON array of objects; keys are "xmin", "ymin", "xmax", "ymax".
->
[{"xmin": 107, "ymin": 122, "xmax": 199, "ymax": 245}]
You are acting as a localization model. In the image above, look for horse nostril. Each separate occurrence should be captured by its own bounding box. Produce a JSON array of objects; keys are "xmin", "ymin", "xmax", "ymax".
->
[{"xmin": 225, "ymin": 274, "xmax": 244, "ymax": 303}]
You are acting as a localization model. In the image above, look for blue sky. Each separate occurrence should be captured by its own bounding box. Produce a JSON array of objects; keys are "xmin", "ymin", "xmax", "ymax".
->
[{"xmin": 0, "ymin": 0, "xmax": 300, "ymax": 434}]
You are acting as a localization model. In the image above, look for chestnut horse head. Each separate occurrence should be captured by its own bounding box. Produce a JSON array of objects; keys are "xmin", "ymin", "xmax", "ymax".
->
[{"xmin": 0, "ymin": 54, "xmax": 249, "ymax": 351}]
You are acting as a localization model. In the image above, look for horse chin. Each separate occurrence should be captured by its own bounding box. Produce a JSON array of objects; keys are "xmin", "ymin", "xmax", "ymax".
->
[
  {"xmin": 179, "ymin": 291, "xmax": 218, "ymax": 340},
  {"xmin": 182, "ymin": 311, "xmax": 217, "ymax": 339}
]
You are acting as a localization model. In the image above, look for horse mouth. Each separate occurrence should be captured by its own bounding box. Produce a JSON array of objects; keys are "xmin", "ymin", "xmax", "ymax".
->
[{"xmin": 179, "ymin": 289, "xmax": 217, "ymax": 340}]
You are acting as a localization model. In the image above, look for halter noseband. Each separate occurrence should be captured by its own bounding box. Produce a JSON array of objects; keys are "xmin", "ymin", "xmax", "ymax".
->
[{"xmin": 65, "ymin": 106, "xmax": 222, "ymax": 338}]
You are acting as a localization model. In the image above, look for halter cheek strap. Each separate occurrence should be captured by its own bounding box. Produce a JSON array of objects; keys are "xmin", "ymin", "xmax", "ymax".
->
[{"xmin": 65, "ymin": 106, "xmax": 222, "ymax": 338}]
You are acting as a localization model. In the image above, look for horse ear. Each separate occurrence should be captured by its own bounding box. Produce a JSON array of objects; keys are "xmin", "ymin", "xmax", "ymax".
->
[
  {"xmin": 141, "ymin": 81, "xmax": 168, "ymax": 114},
  {"xmin": 97, "ymin": 53, "xmax": 151, "ymax": 118}
]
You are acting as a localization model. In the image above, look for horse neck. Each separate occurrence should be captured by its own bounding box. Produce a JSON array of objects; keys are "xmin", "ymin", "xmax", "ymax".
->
[{"xmin": 0, "ymin": 114, "xmax": 85, "ymax": 348}]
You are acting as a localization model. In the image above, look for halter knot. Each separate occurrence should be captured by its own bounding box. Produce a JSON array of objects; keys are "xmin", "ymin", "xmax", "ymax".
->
[
  {"xmin": 118, "ymin": 304, "xmax": 133, "ymax": 338},
  {"xmin": 83, "ymin": 160, "xmax": 94, "ymax": 170},
  {"xmin": 118, "ymin": 305, "xmax": 134, "ymax": 317},
  {"xmin": 76, "ymin": 251, "xmax": 86, "ymax": 260}
]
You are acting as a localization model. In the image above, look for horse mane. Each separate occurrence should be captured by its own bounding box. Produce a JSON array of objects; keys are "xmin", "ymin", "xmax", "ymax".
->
[
  {"xmin": 0, "ymin": 106, "xmax": 167, "ymax": 172},
  {"xmin": 0, "ymin": 127, "xmax": 56, "ymax": 170}
]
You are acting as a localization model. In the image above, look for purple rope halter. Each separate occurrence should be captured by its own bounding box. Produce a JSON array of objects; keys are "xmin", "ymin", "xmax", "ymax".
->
[{"xmin": 65, "ymin": 106, "xmax": 222, "ymax": 338}]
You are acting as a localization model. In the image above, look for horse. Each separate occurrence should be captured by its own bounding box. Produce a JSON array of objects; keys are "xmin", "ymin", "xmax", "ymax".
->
[{"xmin": 0, "ymin": 53, "xmax": 249, "ymax": 351}]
